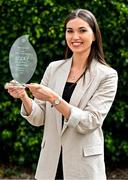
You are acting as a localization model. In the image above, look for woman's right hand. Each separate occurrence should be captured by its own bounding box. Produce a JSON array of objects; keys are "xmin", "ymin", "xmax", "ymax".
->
[
  {"xmin": 5, "ymin": 80, "xmax": 33, "ymax": 115},
  {"xmin": 5, "ymin": 80, "xmax": 28, "ymax": 100}
]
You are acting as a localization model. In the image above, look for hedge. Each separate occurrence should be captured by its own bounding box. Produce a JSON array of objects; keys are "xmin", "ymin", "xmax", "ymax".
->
[{"xmin": 0, "ymin": 0, "xmax": 128, "ymax": 169}]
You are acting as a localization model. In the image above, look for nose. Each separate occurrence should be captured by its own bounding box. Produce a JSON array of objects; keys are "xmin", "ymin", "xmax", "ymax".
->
[{"xmin": 72, "ymin": 32, "xmax": 79, "ymax": 39}]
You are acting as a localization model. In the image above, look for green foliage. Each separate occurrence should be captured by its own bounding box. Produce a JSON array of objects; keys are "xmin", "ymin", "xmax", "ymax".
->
[
  {"xmin": 104, "ymin": 100, "xmax": 128, "ymax": 165},
  {"xmin": 0, "ymin": 0, "xmax": 128, "ymax": 169}
]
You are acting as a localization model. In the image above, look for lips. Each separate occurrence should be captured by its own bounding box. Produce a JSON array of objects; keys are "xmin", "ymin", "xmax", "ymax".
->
[{"xmin": 72, "ymin": 42, "xmax": 83, "ymax": 46}]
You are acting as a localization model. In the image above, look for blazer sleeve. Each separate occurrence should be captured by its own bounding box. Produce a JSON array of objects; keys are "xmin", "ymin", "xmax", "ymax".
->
[
  {"xmin": 65, "ymin": 71, "xmax": 118, "ymax": 134},
  {"xmin": 21, "ymin": 63, "xmax": 52, "ymax": 126}
]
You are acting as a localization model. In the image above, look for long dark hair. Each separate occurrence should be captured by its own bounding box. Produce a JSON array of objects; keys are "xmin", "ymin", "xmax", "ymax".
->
[{"xmin": 64, "ymin": 9, "xmax": 108, "ymax": 68}]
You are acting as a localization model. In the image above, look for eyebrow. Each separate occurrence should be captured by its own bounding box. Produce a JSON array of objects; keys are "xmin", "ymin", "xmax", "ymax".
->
[{"xmin": 66, "ymin": 27, "xmax": 87, "ymax": 29}]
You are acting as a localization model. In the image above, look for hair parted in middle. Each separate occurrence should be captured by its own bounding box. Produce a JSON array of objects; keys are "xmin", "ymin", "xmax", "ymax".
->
[{"xmin": 64, "ymin": 9, "xmax": 107, "ymax": 68}]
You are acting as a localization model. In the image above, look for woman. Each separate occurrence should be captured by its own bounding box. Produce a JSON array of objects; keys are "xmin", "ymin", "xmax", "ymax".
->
[{"xmin": 7, "ymin": 9, "xmax": 118, "ymax": 180}]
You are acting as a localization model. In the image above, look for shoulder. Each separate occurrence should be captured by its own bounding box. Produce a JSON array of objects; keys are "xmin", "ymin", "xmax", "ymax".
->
[
  {"xmin": 48, "ymin": 58, "xmax": 71, "ymax": 69},
  {"xmin": 91, "ymin": 60, "xmax": 118, "ymax": 92},
  {"xmin": 41, "ymin": 58, "xmax": 71, "ymax": 84},
  {"xmin": 96, "ymin": 61, "xmax": 118, "ymax": 77},
  {"xmin": 90, "ymin": 59, "xmax": 118, "ymax": 84}
]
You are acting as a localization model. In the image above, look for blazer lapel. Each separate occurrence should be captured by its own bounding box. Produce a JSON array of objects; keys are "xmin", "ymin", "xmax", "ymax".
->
[
  {"xmin": 61, "ymin": 59, "xmax": 98, "ymax": 136},
  {"xmin": 53, "ymin": 58, "xmax": 72, "ymax": 134},
  {"xmin": 70, "ymin": 59, "xmax": 97, "ymax": 107}
]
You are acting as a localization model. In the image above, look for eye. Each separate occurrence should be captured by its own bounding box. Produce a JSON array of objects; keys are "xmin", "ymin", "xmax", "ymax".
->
[
  {"xmin": 79, "ymin": 29, "xmax": 87, "ymax": 33},
  {"xmin": 66, "ymin": 29, "xmax": 73, "ymax": 33}
]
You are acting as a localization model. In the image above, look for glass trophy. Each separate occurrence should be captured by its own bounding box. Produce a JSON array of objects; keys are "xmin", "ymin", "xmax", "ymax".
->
[{"xmin": 5, "ymin": 35, "xmax": 37, "ymax": 89}]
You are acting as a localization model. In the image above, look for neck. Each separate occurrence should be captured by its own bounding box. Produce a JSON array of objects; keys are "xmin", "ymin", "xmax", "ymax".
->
[{"xmin": 72, "ymin": 52, "xmax": 89, "ymax": 70}]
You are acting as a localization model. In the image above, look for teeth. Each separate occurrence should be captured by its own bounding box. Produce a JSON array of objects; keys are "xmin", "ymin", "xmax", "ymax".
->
[{"xmin": 72, "ymin": 42, "xmax": 82, "ymax": 46}]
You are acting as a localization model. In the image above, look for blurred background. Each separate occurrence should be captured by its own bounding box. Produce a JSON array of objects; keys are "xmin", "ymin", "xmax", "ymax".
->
[{"xmin": 0, "ymin": 0, "xmax": 128, "ymax": 179}]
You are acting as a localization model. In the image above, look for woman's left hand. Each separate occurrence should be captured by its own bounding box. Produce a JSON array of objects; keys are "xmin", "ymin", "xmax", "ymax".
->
[{"xmin": 26, "ymin": 83, "xmax": 55, "ymax": 102}]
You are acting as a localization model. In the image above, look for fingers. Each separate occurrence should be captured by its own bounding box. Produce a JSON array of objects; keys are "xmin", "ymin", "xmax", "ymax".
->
[
  {"xmin": 26, "ymin": 83, "xmax": 41, "ymax": 93},
  {"xmin": 7, "ymin": 87, "xmax": 25, "ymax": 99},
  {"xmin": 26, "ymin": 83, "xmax": 47, "ymax": 100},
  {"xmin": 26, "ymin": 83, "xmax": 39, "ymax": 89},
  {"xmin": 5, "ymin": 82, "xmax": 27, "ymax": 99},
  {"xmin": 5, "ymin": 80, "xmax": 30, "ymax": 99},
  {"xmin": 4, "ymin": 80, "xmax": 25, "ymax": 89}
]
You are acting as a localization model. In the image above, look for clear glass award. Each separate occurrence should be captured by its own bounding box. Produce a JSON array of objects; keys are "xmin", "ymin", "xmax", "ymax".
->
[{"xmin": 5, "ymin": 35, "xmax": 37, "ymax": 88}]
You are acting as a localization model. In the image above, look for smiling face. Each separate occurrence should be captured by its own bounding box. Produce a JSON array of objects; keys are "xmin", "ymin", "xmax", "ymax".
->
[{"xmin": 65, "ymin": 17, "xmax": 95, "ymax": 56}]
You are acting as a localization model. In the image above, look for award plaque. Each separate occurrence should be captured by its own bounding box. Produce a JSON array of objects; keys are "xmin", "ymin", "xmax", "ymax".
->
[{"xmin": 5, "ymin": 35, "xmax": 37, "ymax": 88}]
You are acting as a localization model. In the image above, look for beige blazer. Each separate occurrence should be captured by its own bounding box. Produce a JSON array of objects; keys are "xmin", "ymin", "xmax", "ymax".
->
[{"xmin": 21, "ymin": 58, "xmax": 118, "ymax": 180}]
